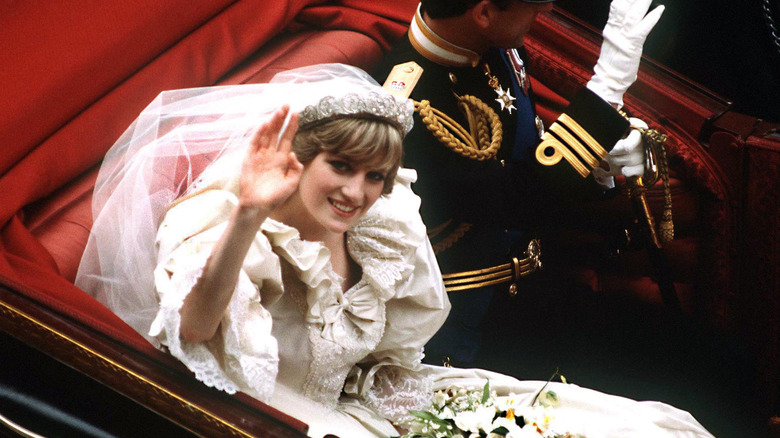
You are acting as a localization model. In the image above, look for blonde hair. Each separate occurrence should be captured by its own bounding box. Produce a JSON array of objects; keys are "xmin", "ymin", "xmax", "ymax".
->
[{"xmin": 293, "ymin": 116, "xmax": 404, "ymax": 194}]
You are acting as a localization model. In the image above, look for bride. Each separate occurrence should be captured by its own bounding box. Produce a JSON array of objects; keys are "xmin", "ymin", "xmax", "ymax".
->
[{"xmin": 76, "ymin": 63, "xmax": 714, "ymax": 438}]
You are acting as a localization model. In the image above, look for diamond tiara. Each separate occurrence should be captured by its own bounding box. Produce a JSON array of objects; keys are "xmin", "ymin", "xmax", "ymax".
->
[{"xmin": 298, "ymin": 91, "xmax": 413, "ymax": 133}]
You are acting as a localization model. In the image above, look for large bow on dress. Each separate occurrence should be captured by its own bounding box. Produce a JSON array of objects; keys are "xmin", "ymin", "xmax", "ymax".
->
[{"xmin": 316, "ymin": 285, "xmax": 384, "ymax": 342}]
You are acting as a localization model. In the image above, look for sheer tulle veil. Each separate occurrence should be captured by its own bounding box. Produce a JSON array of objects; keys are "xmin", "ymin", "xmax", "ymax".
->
[{"xmin": 75, "ymin": 64, "xmax": 413, "ymax": 345}]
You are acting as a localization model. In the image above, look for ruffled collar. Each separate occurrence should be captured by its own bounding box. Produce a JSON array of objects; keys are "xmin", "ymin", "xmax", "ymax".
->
[{"xmin": 260, "ymin": 195, "xmax": 422, "ymax": 342}]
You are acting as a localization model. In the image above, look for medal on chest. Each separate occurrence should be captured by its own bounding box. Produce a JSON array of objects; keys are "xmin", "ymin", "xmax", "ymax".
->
[{"xmin": 483, "ymin": 62, "xmax": 516, "ymax": 114}]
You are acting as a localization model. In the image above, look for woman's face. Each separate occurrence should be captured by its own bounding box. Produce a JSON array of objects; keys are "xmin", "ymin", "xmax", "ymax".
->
[{"xmin": 294, "ymin": 151, "xmax": 387, "ymax": 237}]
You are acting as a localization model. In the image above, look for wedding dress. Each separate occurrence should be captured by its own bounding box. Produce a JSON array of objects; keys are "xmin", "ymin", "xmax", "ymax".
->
[{"xmin": 152, "ymin": 168, "xmax": 448, "ymax": 437}]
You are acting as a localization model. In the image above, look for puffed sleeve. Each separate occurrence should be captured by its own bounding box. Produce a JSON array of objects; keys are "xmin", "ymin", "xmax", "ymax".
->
[
  {"xmin": 342, "ymin": 169, "xmax": 451, "ymax": 421},
  {"xmin": 149, "ymin": 189, "xmax": 282, "ymax": 401}
]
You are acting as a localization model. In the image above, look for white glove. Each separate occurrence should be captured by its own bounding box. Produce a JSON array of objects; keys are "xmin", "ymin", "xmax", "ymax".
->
[
  {"xmin": 593, "ymin": 117, "xmax": 647, "ymax": 187},
  {"xmin": 586, "ymin": 0, "xmax": 665, "ymax": 108}
]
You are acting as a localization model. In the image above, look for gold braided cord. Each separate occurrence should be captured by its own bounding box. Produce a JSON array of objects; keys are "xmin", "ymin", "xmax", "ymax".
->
[
  {"xmin": 650, "ymin": 130, "xmax": 675, "ymax": 244},
  {"xmin": 426, "ymin": 219, "xmax": 453, "ymax": 241},
  {"xmin": 626, "ymin": 128, "xmax": 674, "ymax": 245},
  {"xmin": 431, "ymin": 222, "xmax": 472, "ymax": 254},
  {"xmin": 414, "ymin": 95, "xmax": 503, "ymax": 161}
]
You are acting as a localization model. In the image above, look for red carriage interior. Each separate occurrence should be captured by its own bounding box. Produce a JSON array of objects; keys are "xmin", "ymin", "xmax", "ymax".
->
[{"xmin": 1, "ymin": 1, "xmax": 778, "ymax": 436}]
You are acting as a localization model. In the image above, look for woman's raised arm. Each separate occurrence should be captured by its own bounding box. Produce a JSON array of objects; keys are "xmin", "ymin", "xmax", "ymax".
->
[{"xmin": 179, "ymin": 106, "xmax": 302, "ymax": 343}]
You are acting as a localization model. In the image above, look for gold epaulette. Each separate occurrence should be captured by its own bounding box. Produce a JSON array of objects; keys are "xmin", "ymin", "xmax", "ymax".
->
[{"xmin": 382, "ymin": 61, "xmax": 423, "ymax": 98}]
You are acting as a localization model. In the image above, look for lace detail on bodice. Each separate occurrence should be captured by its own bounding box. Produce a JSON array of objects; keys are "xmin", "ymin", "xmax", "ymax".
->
[
  {"xmin": 284, "ymin": 274, "xmax": 386, "ymax": 408},
  {"xmin": 266, "ymin": 211, "xmax": 423, "ymax": 409}
]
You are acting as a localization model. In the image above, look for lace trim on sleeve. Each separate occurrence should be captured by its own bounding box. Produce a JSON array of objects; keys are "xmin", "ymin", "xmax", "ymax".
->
[
  {"xmin": 346, "ymin": 171, "xmax": 427, "ymax": 300},
  {"xmin": 360, "ymin": 366, "xmax": 433, "ymax": 423},
  {"xmin": 151, "ymin": 240, "xmax": 279, "ymax": 401},
  {"xmin": 348, "ymin": 217, "xmax": 415, "ymax": 298}
]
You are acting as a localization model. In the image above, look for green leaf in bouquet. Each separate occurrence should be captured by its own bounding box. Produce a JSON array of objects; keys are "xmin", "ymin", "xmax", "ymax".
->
[
  {"xmin": 490, "ymin": 426, "xmax": 510, "ymax": 436},
  {"xmin": 409, "ymin": 410, "xmax": 438, "ymax": 421},
  {"xmin": 408, "ymin": 410, "xmax": 453, "ymax": 429},
  {"xmin": 481, "ymin": 379, "xmax": 490, "ymax": 404}
]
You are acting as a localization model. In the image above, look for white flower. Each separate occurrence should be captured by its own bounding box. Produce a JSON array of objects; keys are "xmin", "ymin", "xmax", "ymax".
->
[
  {"xmin": 434, "ymin": 390, "xmax": 450, "ymax": 408},
  {"xmin": 439, "ymin": 405, "xmax": 456, "ymax": 420},
  {"xmin": 398, "ymin": 380, "xmax": 583, "ymax": 438},
  {"xmin": 406, "ymin": 422, "xmax": 427, "ymax": 434},
  {"xmin": 515, "ymin": 405, "xmax": 551, "ymax": 426},
  {"xmin": 494, "ymin": 394, "xmax": 522, "ymax": 413},
  {"xmin": 454, "ymin": 405, "xmax": 496, "ymax": 433}
]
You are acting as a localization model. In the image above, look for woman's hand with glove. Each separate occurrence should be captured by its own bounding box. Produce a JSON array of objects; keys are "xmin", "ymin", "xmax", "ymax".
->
[{"xmin": 586, "ymin": 0, "xmax": 665, "ymax": 108}]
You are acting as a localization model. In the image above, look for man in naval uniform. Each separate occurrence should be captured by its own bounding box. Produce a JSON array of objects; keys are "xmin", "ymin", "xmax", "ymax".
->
[{"xmin": 372, "ymin": 0, "xmax": 664, "ymax": 366}]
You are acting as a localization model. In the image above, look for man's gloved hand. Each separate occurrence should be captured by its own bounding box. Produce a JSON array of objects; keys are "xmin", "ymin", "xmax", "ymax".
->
[
  {"xmin": 593, "ymin": 117, "xmax": 647, "ymax": 187},
  {"xmin": 586, "ymin": 0, "xmax": 665, "ymax": 108}
]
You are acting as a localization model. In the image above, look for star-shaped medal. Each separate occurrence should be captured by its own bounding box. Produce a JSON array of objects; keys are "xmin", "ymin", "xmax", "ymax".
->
[{"xmin": 495, "ymin": 86, "xmax": 516, "ymax": 114}]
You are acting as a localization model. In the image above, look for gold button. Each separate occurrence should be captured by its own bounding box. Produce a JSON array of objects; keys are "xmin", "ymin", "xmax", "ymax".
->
[{"xmin": 449, "ymin": 72, "xmax": 457, "ymax": 84}]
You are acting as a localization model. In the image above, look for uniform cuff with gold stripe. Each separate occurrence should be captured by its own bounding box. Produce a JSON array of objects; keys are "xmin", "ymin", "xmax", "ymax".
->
[{"xmin": 530, "ymin": 87, "xmax": 630, "ymax": 200}]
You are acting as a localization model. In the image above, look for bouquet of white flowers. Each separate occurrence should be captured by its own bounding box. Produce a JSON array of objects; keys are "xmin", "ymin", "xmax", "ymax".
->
[{"xmin": 395, "ymin": 379, "xmax": 584, "ymax": 438}]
